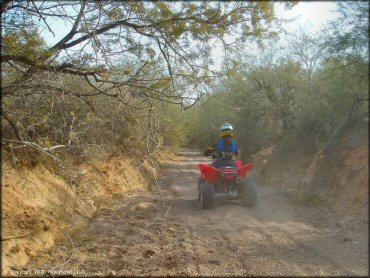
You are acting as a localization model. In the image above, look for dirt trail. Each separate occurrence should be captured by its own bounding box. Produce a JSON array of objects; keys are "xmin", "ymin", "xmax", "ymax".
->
[{"xmin": 14, "ymin": 149, "xmax": 368, "ymax": 276}]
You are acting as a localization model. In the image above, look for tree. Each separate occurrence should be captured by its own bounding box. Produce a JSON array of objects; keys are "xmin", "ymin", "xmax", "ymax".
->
[
  {"xmin": 1, "ymin": 1, "xmax": 284, "ymax": 105},
  {"xmin": 247, "ymin": 57, "xmax": 305, "ymax": 130},
  {"xmin": 288, "ymin": 30, "xmax": 326, "ymax": 87},
  {"xmin": 186, "ymin": 51, "xmax": 306, "ymax": 159},
  {"xmin": 323, "ymin": 2, "xmax": 369, "ymax": 59},
  {"xmin": 1, "ymin": 1, "xmax": 294, "ymax": 159},
  {"xmin": 320, "ymin": 2, "xmax": 369, "ymax": 121}
]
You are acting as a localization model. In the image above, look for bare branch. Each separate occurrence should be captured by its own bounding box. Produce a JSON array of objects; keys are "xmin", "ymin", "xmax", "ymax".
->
[
  {"xmin": 0, "ymin": 0, "xmax": 13, "ymax": 14},
  {"xmin": 51, "ymin": 0, "xmax": 86, "ymax": 51},
  {"xmin": 2, "ymin": 114, "xmax": 24, "ymax": 141},
  {"xmin": 31, "ymin": 0, "xmax": 56, "ymax": 37}
]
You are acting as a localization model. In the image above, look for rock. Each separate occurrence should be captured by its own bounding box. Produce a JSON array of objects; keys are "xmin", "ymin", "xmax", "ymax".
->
[
  {"xmin": 86, "ymin": 244, "xmax": 98, "ymax": 252},
  {"xmin": 43, "ymin": 223, "xmax": 51, "ymax": 231},
  {"xmin": 25, "ymin": 247, "xmax": 36, "ymax": 257},
  {"xmin": 109, "ymin": 270, "xmax": 117, "ymax": 276},
  {"xmin": 208, "ymin": 260, "xmax": 221, "ymax": 265},
  {"xmin": 143, "ymin": 249, "xmax": 155, "ymax": 259}
]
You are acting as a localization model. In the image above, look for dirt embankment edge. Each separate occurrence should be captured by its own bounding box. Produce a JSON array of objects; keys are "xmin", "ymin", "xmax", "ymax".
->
[
  {"xmin": 1, "ymin": 150, "xmax": 174, "ymax": 271},
  {"xmin": 253, "ymin": 116, "xmax": 368, "ymax": 212}
]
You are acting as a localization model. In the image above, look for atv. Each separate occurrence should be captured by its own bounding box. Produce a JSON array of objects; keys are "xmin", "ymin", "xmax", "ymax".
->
[{"xmin": 197, "ymin": 158, "xmax": 257, "ymax": 209}]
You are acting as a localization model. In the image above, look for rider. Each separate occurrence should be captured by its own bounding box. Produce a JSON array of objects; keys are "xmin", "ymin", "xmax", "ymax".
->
[{"xmin": 203, "ymin": 123, "xmax": 240, "ymax": 168}]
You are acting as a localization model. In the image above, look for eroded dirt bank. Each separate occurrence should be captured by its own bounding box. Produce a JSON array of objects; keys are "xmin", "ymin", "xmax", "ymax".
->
[
  {"xmin": 1, "ymin": 152, "xmax": 161, "ymax": 274},
  {"xmin": 7, "ymin": 149, "xmax": 368, "ymax": 276}
]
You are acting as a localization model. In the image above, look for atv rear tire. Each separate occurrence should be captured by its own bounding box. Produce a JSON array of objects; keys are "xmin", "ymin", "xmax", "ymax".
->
[
  {"xmin": 200, "ymin": 182, "xmax": 215, "ymax": 209},
  {"xmin": 197, "ymin": 177, "xmax": 204, "ymax": 201},
  {"xmin": 241, "ymin": 177, "xmax": 257, "ymax": 207}
]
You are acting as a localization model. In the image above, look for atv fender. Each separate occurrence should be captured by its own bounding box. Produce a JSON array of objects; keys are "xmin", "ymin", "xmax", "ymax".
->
[
  {"xmin": 237, "ymin": 163, "xmax": 252, "ymax": 179},
  {"xmin": 199, "ymin": 163, "xmax": 219, "ymax": 184}
]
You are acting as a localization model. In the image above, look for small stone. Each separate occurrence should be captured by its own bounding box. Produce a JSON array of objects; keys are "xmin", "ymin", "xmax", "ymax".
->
[
  {"xmin": 24, "ymin": 247, "xmax": 35, "ymax": 256},
  {"xmin": 143, "ymin": 249, "xmax": 155, "ymax": 258},
  {"xmin": 208, "ymin": 260, "xmax": 221, "ymax": 265},
  {"xmin": 109, "ymin": 271, "xmax": 117, "ymax": 276},
  {"xmin": 43, "ymin": 223, "xmax": 51, "ymax": 231}
]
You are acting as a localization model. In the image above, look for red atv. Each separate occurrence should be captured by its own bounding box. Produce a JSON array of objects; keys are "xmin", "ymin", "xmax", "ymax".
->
[{"xmin": 197, "ymin": 160, "xmax": 257, "ymax": 209}]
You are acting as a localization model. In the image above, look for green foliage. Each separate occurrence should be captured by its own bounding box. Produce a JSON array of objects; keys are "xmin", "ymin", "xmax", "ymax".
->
[
  {"xmin": 187, "ymin": 29, "xmax": 368, "ymax": 159},
  {"xmin": 187, "ymin": 56, "xmax": 306, "ymax": 158},
  {"xmin": 186, "ymin": 96, "xmax": 239, "ymax": 148},
  {"xmin": 294, "ymin": 55, "xmax": 369, "ymax": 139},
  {"xmin": 3, "ymin": 30, "xmax": 49, "ymax": 58},
  {"xmin": 1, "ymin": 0, "xmax": 367, "ymax": 169},
  {"xmin": 158, "ymin": 104, "xmax": 190, "ymax": 150},
  {"xmin": 324, "ymin": 2, "xmax": 369, "ymax": 58},
  {"xmin": 1, "ymin": 1, "xmax": 293, "ymax": 166}
]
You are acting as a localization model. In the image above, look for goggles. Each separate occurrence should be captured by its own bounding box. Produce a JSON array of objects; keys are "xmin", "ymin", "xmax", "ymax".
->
[{"xmin": 221, "ymin": 130, "xmax": 234, "ymax": 137}]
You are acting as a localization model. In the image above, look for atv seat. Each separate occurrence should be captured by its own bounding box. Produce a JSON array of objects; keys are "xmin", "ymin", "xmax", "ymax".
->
[{"xmin": 218, "ymin": 166, "xmax": 236, "ymax": 170}]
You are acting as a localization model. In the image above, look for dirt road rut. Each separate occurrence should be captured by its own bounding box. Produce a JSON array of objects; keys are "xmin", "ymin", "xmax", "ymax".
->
[{"xmin": 20, "ymin": 149, "xmax": 368, "ymax": 276}]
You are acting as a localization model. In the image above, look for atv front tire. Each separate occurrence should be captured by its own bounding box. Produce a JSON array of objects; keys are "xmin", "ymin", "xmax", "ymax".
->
[
  {"xmin": 241, "ymin": 177, "xmax": 257, "ymax": 207},
  {"xmin": 200, "ymin": 182, "xmax": 215, "ymax": 209}
]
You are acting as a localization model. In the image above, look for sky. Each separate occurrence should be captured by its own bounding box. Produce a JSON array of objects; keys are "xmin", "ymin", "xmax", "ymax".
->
[{"xmin": 275, "ymin": 1, "xmax": 339, "ymax": 34}]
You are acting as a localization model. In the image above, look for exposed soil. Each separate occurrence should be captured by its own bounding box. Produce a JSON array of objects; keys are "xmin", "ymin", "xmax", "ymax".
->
[
  {"xmin": 258, "ymin": 116, "xmax": 369, "ymax": 211},
  {"xmin": 5, "ymin": 149, "xmax": 368, "ymax": 276},
  {"xmin": 1, "ymin": 153, "xmax": 159, "ymax": 274}
]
